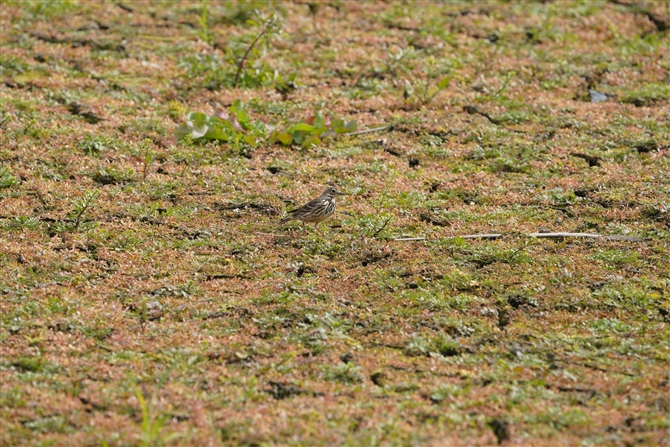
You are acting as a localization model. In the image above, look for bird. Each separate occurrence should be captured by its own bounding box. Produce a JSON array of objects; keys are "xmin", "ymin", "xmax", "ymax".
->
[{"xmin": 279, "ymin": 186, "xmax": 347, "ymax": 235}]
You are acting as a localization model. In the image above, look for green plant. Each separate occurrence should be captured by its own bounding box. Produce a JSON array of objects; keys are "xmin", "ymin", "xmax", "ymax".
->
[
  {"xmin": 404, "ymin": 335, "xmax": 431, "ymax": 357},
  {"xmin": 176, "ymin": 100, "xmax": 263, "ymax": 146},
  {"xmin": 274, "ymin": 71, "xmax": 298, "ymax": 100},
  {"xmin": 78, "ymin": 134, "xmax": 119, "ymax": 156},
  {"xmin": 69, "ymin": 190, "xmax": 99, "ymax": 230},
  {"xmin": 179, "ymin": 53, "xmax": 228, "ymax": 90},
  {"xmin": 591, "ymin": 249, "xmax": 640, "ymax": 269},
  {"xmin": 491, "ymin": 70, "xmax": 516, "ymax": 97},
  {"xmin": 404, "ymin": 75, "xmax": 451, "ymax": 107},
  {"xmin": 26, "ymin": 0, "xmax": 77, "ymax": 17},
  {"xmin": 0, "ymin": 216, "xmax": 40, "ymax": 231},
  {"xmin": 11, "ymin": 356, "xmax": 49, "ymax": 373},
  {"xmin": 140, "ymin": 139, "xmax": 155, "ymax": 181},
  {"xmin": 0, "ymin": 54, "xmax": 28, "ymax": 77},
  {"xmin": 176, "ymin": 101, "xmax": 358, "ymax": 149},
  {"xmin": 0, "ymin": 166, "xmax": 20, "ymax": 188},
  {"xmin": 24, "ymin": 415, "xmax": 70, "ymax": 434},
  {"xmin": 348, "ymin": 169, "xmax": 396, "ymax": 239},
  {"xmin": 135, "ymin": 387, "xmax": 182, "ymax": 447},
  {"xmin": 322, "ymin": 363, "xmax": 363, "ymax": 384},
  {"xmin": 404, "ymin": 333, "xmax": 461, "ymax": 357},
  {"xmin": 402, "ymin": 56, "xmax": 451, "ymax": 107},
  {"xmin": 232, "ymin": 11, "xmax": 282, "ymax": 88},
  {"xmin": 353, "ymin": 212, "xmax": 394, "ymax": 239},
  {"xmin": 180, "ymin": 10, "xmax": 284, "ymax": 90},
  {"xmin": 197, "ymin": 0, "xmax": 213, "ymax": 45},
  {"xmin": 385, "ymin": 46, "xmax": 419, "ymax": 77},
  {"xmin": 430, "ymin": 383, "xmax": 465, "ymax": 403},
  {"xmin": 268, "ymin": 112, "xmax": 356, "ymax": 148},
  {"xmin": 91, "ymin": 167, "xmax": 135, "ymax": 185},
  {"xmin": 589, "ymin": 318, "xmax": 634, "ymax": 334},
  {"xmin": 621, "ymin": 83, "xmax": 669, "ymax": 106}
]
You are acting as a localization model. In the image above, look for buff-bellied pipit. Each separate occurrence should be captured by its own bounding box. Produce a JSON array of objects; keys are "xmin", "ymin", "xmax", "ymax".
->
[{"xmin": 279, "ymin": 186, "xmax": 347, "ymax": 235}]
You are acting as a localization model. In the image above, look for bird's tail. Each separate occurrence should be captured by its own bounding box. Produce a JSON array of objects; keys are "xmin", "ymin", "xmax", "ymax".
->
[{"xmin": 278, "ymin": 208, "xmax": 297, "ymax": 225}]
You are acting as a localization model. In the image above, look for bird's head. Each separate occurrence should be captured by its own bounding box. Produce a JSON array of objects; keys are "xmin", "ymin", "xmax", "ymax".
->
[{"xmin": 322, "ymin": 186, "xmax": 347, "ymax": 197}]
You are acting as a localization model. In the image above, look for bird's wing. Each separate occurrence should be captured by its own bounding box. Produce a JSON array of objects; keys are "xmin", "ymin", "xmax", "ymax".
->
[{"xmin": 290, "ymin": 197, "xmax": 322, "ymax": 215}]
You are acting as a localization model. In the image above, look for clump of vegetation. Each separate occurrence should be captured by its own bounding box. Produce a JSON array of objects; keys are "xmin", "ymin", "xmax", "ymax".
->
[
  {"xmin": 184, "ymin": 8, "xmax": 286, "ymax": 90},
  {"xmin": 78, "ymin": 134, "xmax": 119, "ymax": 156},
  {"xmin": 175, "ymin": 100, "xmax": 265, "ymax": 146},
  {"xmin": 620, "ymin": 83, "xmax": 669, "ymax": 107},
  {"xmin": 321, "ymin": 363, "xmax": 364, "ymax": 384},
  {"xmin": 0, "ymin": 166, "xmax": 20, "ymax": 189},
  {"xmin": 68, "ymin": 190, "xmax": 99, "ymax": 230},
  {"xmin": 91, "ymin": 167, "xmax": 135, "ymax": 185},
  {"xmin": 402, "ymin": 56, "xmax": 451, "ymax": 108},
  {"xmin": 404, "ymin": 333, "xmax": 460, "ymax": 357},
  {"xmin": 176, "ymin": 100, "xmax": 357, "ymax": 148}
]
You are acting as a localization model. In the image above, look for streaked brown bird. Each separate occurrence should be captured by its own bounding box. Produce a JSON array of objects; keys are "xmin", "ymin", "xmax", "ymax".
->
[{"xmin": 279, "ymin": 186, "xmax": 347, "ymax": 235}]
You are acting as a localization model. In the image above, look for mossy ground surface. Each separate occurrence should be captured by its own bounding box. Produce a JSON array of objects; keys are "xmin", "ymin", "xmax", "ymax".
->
[{"xmin": 1, "ymin": 1, "xmax": 669, "ymax": 446}]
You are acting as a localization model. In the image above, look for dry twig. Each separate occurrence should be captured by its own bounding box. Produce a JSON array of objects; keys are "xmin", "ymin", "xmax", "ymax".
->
[{"xmin": 393, "ymin": 233, "xmax": 646, "ymax": 242}]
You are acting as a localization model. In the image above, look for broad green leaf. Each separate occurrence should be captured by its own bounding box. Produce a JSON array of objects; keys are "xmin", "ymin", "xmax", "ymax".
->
[
  {"xmin": 234, "ymin": 109, "xmax": 251, "ymax": 126},
  {"xmin": 269, "ymin": 131, "xmax": 292, "ymax": 145},
  {"xmin": 209, "ymin": 116, "xmax": 235, "ymax": 130},
  {"xmin": 312, "ymin": 126, "xmax": 329, "ymax": 136},
  {"xmin": 330, "ymin": 119, "xmax": 346, "ymax": 133},
  {"xmin": 302, "ymin": 134, "xmax": 321, "ymax": 148},
  {"xmin": 331, "ymin": 119, "xmax": 356, "ymax": 134},
  {"xmin": 243, "ymin": 134, "xmax": 258, "ymax": 146},
  {"xmin": 313, "ymin": 112, "xmax": 326, "ymax": 128},
  {"xmin": 290, "ymin": 130, "xmax": 305, "ymax": 145},
  {"xmin": 175, "ymin": 123, "xmax": 192, "ymax": 140},
  {"xmin": 188, "ymin": 112, "xmax": 209, "ymax": 126},
  {"xmin": 226, "ymin": 115, "xmax": 244, "ymax": 132},
  {"xmin": 289, "ymin": 123, "xmax": 315, "ymax": 133},
  {"xmin": 278, "ymin": 133, "xmax": 293, "ymax": 145},
  {"xmin": 204, "ymin": 125, "xmax": 230, "ymax": 141},
  {"xmin": 191, "ymin": 121, "xmax": 209, "ymax": 139},
  {"xmin": 230, "ymin": 99, "xmax": 244, "ymax": 114}
]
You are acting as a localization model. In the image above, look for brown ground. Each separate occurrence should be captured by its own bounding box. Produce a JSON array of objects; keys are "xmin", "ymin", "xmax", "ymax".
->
[{"xmin": 1, "ymin": 1, "xmax": 669, "ymax": 446}]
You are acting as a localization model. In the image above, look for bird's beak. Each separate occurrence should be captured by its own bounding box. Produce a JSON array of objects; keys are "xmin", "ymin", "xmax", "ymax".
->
[{"xmin": 335, "ymin": 191, "xmax": 348, "ymax": 196}]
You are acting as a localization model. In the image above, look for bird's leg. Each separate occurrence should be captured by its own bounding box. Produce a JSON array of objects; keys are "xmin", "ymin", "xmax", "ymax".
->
[
  {"xmin": 302, "ymin": 222, "xmax": 307, "ymax": 233},
  {"xmin": 314, "ymin": 223, "xmax": 324, "ymax": 236}
]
